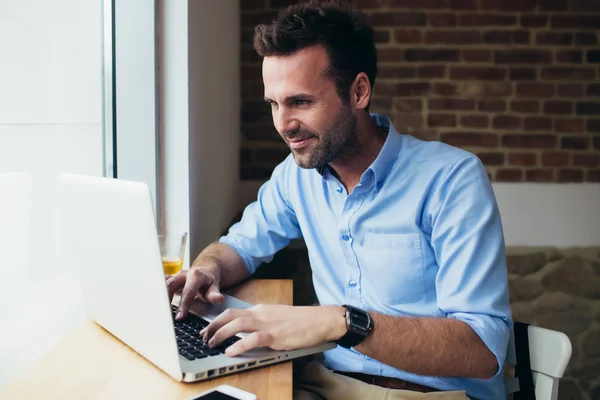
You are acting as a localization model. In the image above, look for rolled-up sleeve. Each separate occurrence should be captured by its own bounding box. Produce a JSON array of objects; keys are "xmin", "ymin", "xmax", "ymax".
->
[
  {"xmin": 219, "ymin": 156, "xmax": 302, "ymax": 274},
  {"xmin": 430, "ymin": 154, "xmax": 512, "ymax": 378}
]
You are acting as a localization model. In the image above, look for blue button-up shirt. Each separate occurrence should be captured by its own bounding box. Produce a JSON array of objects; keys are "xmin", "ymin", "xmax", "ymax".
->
[{"xmin": 220, "ymin": 114, "xmax": 512, "ymax": 399}]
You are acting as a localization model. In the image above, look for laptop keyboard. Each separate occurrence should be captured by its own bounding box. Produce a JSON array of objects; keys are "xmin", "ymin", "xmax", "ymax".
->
[{"xmin": 171, "ymin": 305, "xmax": 241, "ymax": 361}]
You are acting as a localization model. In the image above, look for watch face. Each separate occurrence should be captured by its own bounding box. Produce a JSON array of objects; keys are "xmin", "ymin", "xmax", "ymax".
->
[{"xmin": 347, "ymin": 307, "xmax": 372, "ymax": 336}]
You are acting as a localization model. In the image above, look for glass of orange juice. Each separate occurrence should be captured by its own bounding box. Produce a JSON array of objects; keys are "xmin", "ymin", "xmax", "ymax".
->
[{"xmin": 158, "ymin": 231, "xmax": 187, "ymax": 275}]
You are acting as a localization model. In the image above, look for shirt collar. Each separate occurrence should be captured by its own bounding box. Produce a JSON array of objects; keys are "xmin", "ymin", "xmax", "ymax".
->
[{"xmin": 316, "ymin": 114, "xmax": 403, "ymax": 184}]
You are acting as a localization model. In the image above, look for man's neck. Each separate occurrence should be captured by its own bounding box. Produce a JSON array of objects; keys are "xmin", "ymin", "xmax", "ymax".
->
[{"xmin": 329, "ymin": 114, "xmax": 386, "ymax": 194}]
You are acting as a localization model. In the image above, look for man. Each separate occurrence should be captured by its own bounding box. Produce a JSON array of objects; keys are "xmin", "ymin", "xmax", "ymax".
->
[{"xmin": 166, "ymin": 2, "xmax": 512, "ymax": 399}]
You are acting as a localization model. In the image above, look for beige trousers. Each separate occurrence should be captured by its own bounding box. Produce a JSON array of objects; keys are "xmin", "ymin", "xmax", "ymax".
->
[{"xmin": 294, "ymin": 361, "xmax": 469, "ymax": 400}]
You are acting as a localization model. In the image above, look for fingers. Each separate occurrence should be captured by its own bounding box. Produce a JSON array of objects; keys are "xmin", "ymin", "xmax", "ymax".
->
[
  {"xmin": 177, "ymin": 269, "xmax": 209, "ymax": 319},
  {"xmin": 205, "ymin": 282, "xmax": 224, "ymax": 304},
  {"xmin": 200, "ymin": 308, "xmax": 247, "ymax": 341},
  {"xmin": 207, "ymin": 317, "xmax": 259, "ymax": 349},
  {"xmin": 166, "ymin": 273, "xmax": 186, "ymax": 304},
  {"xmin": 225, "ymin": 331, "xmax": 272, "ymax": 357}
]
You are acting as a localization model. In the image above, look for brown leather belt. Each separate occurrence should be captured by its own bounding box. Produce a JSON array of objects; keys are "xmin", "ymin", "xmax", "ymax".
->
[{"xmin": 333, "ymin": 371, "xmax": 439, "ymax": 393}]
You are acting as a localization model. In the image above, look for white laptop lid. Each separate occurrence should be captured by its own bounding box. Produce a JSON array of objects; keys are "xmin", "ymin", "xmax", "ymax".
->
[{"xmin": 59, "ymin": 173, "xmax": 182, "ymax": 381}]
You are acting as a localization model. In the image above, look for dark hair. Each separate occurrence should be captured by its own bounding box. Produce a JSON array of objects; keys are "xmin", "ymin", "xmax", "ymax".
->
[{"xmin": 253, "ymin": 1, "xmax": 378, "ymax": 109}]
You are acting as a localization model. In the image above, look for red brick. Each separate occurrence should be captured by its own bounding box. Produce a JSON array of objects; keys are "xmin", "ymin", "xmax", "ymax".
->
[
  {"xmin": 516, "ymin": 83, "xmax": 555, "ymax": 98},
  {"xmin": 428, "ymin": 114, "xmax": 456, "ymax": 127},
  {"xmin": 555, "ymin": 118, "xmax": 584, "ymax": 133},
  {"xmin": 394, "ymin": 29, "xmax": 422, "ymax": 44},
  {"xmin": 544, "ymin": 101, "xmax": 573, "ymax": 115},
  {"xmin": 561, "ymin": 137, "xmax": 589, "ymax": 150},
  {"xmin": 555, "ymin": 50, "xmax": 583, "ymax": 64},
  {"xmin": 241, "ymin": 66, "xmax": 262, "ymax": 81},
  {"xmin": 461, "ymin": 115, "xmax": 489, "ymax": 128},
  {"xmin": 587, "ymin": 84, "xmax": 600, "ymax": 97},
  {"xmin": 586, "ymin": 170, "xmax": 600, "ymax": 182},
  {"xmin": 573, "ymin": 154, "xmax": 600, "ymax": 167},
  {"xmin": 460, "ymin": 14, "xmax": 517, "ymax": 27},
  {"xmin": 270, "ymin": 0, "xmax": 299, "ymax": 6},
  {"xmin": 495, "ymin": 50, "xmax": 552, "ymax": 64},
  {"xmin": 404, "ymin": 48, "xmax": 460, "ymax": 62},
  {"xmin": 429, "ymin": 13, "xmax": 457, "ymax": 27},
  {"xmin": 520, "ymin": 15, "xmax": 548, "ymax": 28},
  {"xmin": 496, "ymin": 169, "xmax": 523, "ymax": 182},
  {"xmin": 576, "ymin": 102, "xmax": 600, "ymax": 115},
  {"xmin": 449, "ymin": 0, "xmax": 478, "ymax": 9},
  {"xmin": 242, "ymin": 47, "xmax": 262, "ymax": 63},
  {"xmin": 509, "ymin": 153, "xmax": 537, "ymax": 166},
  {"xmin": 394, "ymin": 99, "xmax": 423, "ymax": 113},
  {"xmin": 587, "ymin": 50, "xmax": 600, "ymax": 63},
  {"xmin": 241, "ymin": 165, "xmax": 278, "ymax": 180},
  {"xmin": 388, "ymin": 0, "xmax": 447, "ymax": 7},
  {"xmin": 441, "ymin": 132, "xmax": 499, "ymax": 147},
  {"xmin": 541, "ymin": 67, "xmax": 596, "ymax": 81},
  {"xmin": 375, "ymin": 82, "xmax": 430, "ymax": 96},
  {"xmin": 378, "ymin": 66, "xmax": 416, "ymax": 79},
  {"xmin": 595, "ymin": 136, "xmax": 600, "ymax": 150},
  {"xmin": 429, "ymin": 98, "xmax": 476, "ymax": 111},
  {"xmin": 477, "ymin": 152, "xmax": 505, "ymax": 165},
  {"xmin": 374, "ymin": 30, "xmax": 391, "ymax": 44},
  {"xmin": 524, "ymin": 117, "xmax": 552, "ymax": 131},
  {"xmin": 418, "ymin": 65, "xmax": 446, "ymax": 78},
  {"xmin": 535, "ymin": 32, "xmax": 572, "ymax": 45},
  {"xmin": 377, "ymin": 48, "xmax": 404, "ymax": 62},
  {"xmin": 370, "ymin": 97, "xmax": 393, "ymax": 113},
  {"xmin": 369, "ymin": 12, "xmax": 427, "ymax": 27},
  {"xmin": 478, "ymin": 100, "xmax": 507, "ymax": 112},
  {"xmin": 575, "ymin": 32, "xmax": 598, "ymax": 45},
  {"xmin": 450, "ymin": 67, "xmax": 506, "ymax": 81},
  {"xmin": 411, "ymin": 130, "xmax": 439, "ymax": 141},
  {"xmin": 458, "ymin": 82, "xmax": 512, "ymax": 97},
  {"xmin": 241, "ymin": 11, "xmax": 278, "ymax": 26},
  {"xmin": 462, "ymin": 50, "xmax": 492, "ymax": 62},
  {"xmin": 588, "ymin": 120, "xmax": 600, "ymax": 133},
  {"xmin": 539, "ymin": 0, "xmax": 568, "ymax": 10},
  {"xmin": 511, "ymin": 100, "xmax": 539, "ymax": 114},
  {"xmin": 432, "ymin": 83, "xmax": 458, "ymax": 96},
  {"xmin": 425, "ymin": 30, "xmax": 481, "ymax": 44},
  {"xmin": 484, "ymin": 30, "xmax": 530, "ymax": 44},
  {"xmin": 572, "ymin": 0, "xmax": 600, "ymax": 11},
  {"xmin": 542, "ymin": 151, "xmax": 569, "ymax": 167},
  {"xmin": 557, "ymin": 169, "xmax": 584, "ymax": 183},
  {"xmin": 551, "ymin": 15, "xmax": 600, "ymax": 29},
  {"xmin": 480, "ymin": 0, "xmax": 536, "ymax": 11},
  {"xmin": 243, "ymin": 125, "xmax": 279, "ymax": 141},
  {"xmin": 557, "ymin": 84, "xmax": 584, "ymax": 97},
  {"xmin": 503, "ymin": 134, "xmax": 557, "ymax": 148},
  {"xmin": 526, "ymin": 169, "xmax": 555, "ymax": 182},
  {"xmin": 242, "ymin": 103, "xmax": 271, "ymax": 124},
  {"xmin": 493, "ymin": 115, "xmax": 520, "ymax": 130},
  {"xmin": 394, "ymin": 114, "xmax": 424, "ymax": 130},
  {"xmin": 509, "ymin": 68, "xmax": 537, "ymax": 81}
]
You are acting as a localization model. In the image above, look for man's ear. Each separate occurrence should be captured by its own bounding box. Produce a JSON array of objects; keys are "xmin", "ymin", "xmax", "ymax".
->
[{"xmin": 352, "ymin": 72, "xmax": 371, "ymax": 110}]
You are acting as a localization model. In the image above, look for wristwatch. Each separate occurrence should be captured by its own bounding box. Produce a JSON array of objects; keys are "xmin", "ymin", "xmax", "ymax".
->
[{"xmin": 337, "ymin": 305, "xmax": 373, "ymax": 348}]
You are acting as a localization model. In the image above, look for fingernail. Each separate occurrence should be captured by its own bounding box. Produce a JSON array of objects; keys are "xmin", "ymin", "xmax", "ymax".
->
[
  {"xmin": 199, "ymin": 329, "xmax": 205, "ymax": 335},
  {"xmin": 225, "ymin": 347, "xmax": 234, "ymax": 356},
  {"xmin": 176, "ymin": 311, "xmax": 182, "ymax": 320},
  {"xmin": 208, "ymin": 338, "xmax": 215, "ymax": 347}
]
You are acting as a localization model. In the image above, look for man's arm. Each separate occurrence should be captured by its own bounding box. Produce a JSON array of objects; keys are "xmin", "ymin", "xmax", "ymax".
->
[
  {"xmin": 190, "ymin": 242, "xmax": 250, "ymax": 290},
  {"xmin": 353, "ymin": 314, "xmax": 498, "ymax": 379}
]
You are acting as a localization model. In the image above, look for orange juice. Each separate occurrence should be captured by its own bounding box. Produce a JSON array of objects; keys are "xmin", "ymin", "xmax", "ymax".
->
[{"xmin": 162, "ymin": 258, "xmax": 183, "ymax": 275}]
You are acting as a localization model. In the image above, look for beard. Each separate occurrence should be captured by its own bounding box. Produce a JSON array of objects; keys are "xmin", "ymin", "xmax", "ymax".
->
[{"xmin": 285, "ymin": 105, "xmax": 359, "ymax": 170}]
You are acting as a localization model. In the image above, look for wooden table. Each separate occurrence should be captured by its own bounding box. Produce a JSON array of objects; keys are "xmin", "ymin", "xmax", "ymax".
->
[{"xmin": 0, "ymin": 279, "xmax": 293, "ymax": 400}]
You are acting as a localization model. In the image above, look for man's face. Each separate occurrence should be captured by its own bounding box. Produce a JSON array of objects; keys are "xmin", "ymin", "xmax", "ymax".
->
[{"xmin": 262, "ymin": 46, "xmax": 358, "ymax": 169}]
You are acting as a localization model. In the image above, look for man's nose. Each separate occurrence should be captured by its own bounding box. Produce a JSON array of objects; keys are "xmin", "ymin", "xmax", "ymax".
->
[{"xmin": 274, "ymin": 108, "xmax": 299, "ymax": 135}]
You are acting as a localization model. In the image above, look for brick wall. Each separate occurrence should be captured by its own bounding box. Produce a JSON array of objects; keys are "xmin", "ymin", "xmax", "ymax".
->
[{"xmin": 240, "ymin": 0, "xmax": 600, "ymax": 182}]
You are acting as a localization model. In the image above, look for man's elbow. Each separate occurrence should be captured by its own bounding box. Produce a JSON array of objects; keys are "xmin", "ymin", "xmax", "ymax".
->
[{"xmin": 475, "ymin": 349, "xmax": 498, "ymax": 380}]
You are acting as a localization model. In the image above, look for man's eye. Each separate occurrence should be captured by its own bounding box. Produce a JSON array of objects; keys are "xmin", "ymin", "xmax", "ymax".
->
[{"xmin": 294, "ymin": 99, "xmax": 310, "ymax": 106}]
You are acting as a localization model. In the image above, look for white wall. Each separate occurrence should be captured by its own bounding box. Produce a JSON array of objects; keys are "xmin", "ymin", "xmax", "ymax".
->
[
  {"xmin": 238, "ymin": 181, "xmax": 600, "ymax": 248},
  {"xmin": 0, "ymin": 0, "xmax": 102, "ymax": 388}
]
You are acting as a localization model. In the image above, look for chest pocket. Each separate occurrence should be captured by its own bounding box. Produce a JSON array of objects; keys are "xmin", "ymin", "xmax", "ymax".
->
[{"xmin": 357, "ymin": 233, "xmax": 426, "ymax": 304}]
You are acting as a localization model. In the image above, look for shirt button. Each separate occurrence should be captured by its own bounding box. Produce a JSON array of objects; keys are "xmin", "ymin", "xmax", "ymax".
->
[
  {"xmin": 349, "ymin": 280, "xmax": 357, "ymax": 287},
  {"xmin": 341, "ymin": 234, "xmax": 350, "ymax": 241},
  {"xmin": 336, "ymin": 186, "xmax": 343, "ymax": 193}
]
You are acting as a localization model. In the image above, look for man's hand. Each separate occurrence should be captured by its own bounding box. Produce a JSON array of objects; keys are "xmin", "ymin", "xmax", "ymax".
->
[
  {"xmin": 199, "ymin": 304, "xmax": 346, "ymax": 357},
  {"xmin": 166, "ymin": 267, "xmax": 224, "ymax": 320}
]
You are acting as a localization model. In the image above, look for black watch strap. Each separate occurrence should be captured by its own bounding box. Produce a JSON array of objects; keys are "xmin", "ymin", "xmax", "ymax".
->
[{"xmin": 337, "ymin": 305, "xmax": 373, "ymax": 348}]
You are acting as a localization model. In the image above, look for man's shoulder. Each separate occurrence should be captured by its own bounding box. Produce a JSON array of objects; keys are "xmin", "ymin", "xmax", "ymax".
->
[{"xmin": 400, "ymin": 134, "xmax": 479, "ymax": 173}]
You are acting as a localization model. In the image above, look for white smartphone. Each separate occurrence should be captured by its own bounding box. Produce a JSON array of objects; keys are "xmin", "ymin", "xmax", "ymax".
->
[{"xmin": 187, "ymin": 384, "xmax": 257, "ymax": 400}]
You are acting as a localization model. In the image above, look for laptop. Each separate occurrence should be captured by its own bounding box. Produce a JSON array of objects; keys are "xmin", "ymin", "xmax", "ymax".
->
[{"xmin": 59, "ymin": 173, "xmax": 335, "ymax": 382}]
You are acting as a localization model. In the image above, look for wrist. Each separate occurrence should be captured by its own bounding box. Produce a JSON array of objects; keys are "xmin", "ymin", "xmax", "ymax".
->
[
  {"xmin": 322, "ymin": 305, "xmax": 347, "ymax": 342},
  {"xmin": 190, "ymin": 261, "xmax": 221, "ymax": 282}
]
